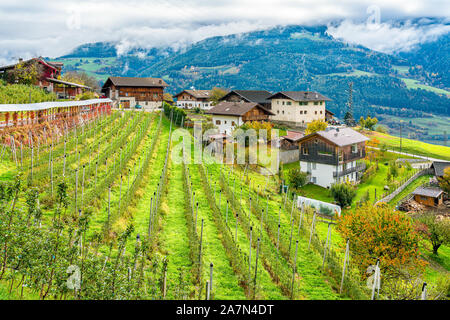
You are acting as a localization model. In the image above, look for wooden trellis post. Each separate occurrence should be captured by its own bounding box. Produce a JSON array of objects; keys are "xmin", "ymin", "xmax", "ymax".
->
[
  {"xmin": 253, "ymin": 238, "xmax": 261, "ymax": 299},
  {"xmin": 340, "ymin": 238, "xmax": 350, "ymax": 294},
  {"xmin": 291, "ymin": 240, "xmax": 299, "ymax": 299},
  {"xmin": 308, "ymin": 211, "xmax": 317, "ymax": 250}
]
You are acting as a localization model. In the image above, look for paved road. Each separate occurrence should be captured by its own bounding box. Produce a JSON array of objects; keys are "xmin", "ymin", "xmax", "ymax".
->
[{"xmin": 367, "ymin": 146, "xmax": 450, "ymax": 163}]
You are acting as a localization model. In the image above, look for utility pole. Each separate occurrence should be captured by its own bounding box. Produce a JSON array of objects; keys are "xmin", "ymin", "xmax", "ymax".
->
[{"xmin": 399, "ymin": 121, "xmax": 403, "ymax": 154}]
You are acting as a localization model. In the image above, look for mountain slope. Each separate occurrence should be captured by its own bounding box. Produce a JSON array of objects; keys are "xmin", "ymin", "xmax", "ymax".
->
[{"xmin": 54, "ymin": 25, "xmax": 450, "ymax": 122}]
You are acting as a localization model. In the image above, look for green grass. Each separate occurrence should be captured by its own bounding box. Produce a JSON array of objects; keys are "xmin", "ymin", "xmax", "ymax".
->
[
  {"xmin": 388, "ymin": 174, "xmax": 433, "ymax": 207},
  {"xmin": 402, "ymin": 78, "xmax": 450, "ymax": 95},
  {"xmin": 381, "ymin": 114, "xmax": 450, "ymax": 137},
  {"xmin": 365, "ymin": 130, "xmax": 450, "ymax": 161},
  {"xmin": 188, "ymin": 164, "xmax": 247, "ymax": 299},
  {"xmin": 392, "ymin": 65, "xmax": 409, "ymax": 74},
  {"xmin": 156, "ymin": 162, "xmax": 194, "ymax": 298},
  {"xmin": 326, "ymin": 69, "xmax": 377, "ymax": 77},
  {"xmin": 297, "ymin": 184, "xmax": 333, "ymax": 203}
]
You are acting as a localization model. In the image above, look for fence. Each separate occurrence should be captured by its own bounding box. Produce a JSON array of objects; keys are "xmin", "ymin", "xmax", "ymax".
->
[{"xmin": 375, "ymin": 168, "xmax": 433, "ymax": 204}]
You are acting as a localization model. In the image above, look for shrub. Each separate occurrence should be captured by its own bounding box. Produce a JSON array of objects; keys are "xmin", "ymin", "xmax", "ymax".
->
[
  {"xmin": 330, "ymin": 181, "xmax": 356, "ymax": 207},
  {"xmin": 288, "ymin": 168, "xmax": 308, "ymax": 189}
]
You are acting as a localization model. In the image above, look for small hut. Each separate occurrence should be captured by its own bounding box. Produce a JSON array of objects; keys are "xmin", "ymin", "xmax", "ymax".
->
[{"xmin": 412, "ymin": 187, "xmax": 445, "ymax": 207}]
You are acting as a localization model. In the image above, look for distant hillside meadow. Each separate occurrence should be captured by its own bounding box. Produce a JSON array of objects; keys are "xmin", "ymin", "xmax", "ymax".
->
[{"xmin": 51, "ymin": 25, "xmax": 450, "ymax": 145}]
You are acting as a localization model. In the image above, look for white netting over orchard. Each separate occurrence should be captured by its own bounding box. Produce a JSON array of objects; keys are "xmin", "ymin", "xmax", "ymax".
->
[{"xmin": 296, "ymin": 196, "xmax": 341, "ymax": 217}]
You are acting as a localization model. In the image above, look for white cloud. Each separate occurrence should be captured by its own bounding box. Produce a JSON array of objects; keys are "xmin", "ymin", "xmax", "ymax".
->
[
  {"xmin": 0, "ymin": 0, "xmax": 449, "ymax": 64},
  {"xmin": 327, "ymin": 20, "xmax": 450, "ymax": 53}
]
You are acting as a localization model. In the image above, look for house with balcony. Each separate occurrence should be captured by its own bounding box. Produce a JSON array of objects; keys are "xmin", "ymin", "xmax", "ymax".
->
[
  {"xmin": 174, "ymin": 89, "xmax": 212, "ymax": 110},
  {"xmin": 206, "ymin": 101, "xmax": 274, "ymax": 135},
  {"xmin": 101, "ymin": 76, "xmax": 168, "ymax": 110},
  {"xmin": 297, "ymin": 127, "xmax": 369, "ymax": 188}
]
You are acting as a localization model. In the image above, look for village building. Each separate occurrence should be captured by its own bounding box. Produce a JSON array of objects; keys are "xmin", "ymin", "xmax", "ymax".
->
[
  {"xmin": 0, "ymin": 57, "xmax": 93, "ymax": 98},
  {"xmin": 219, "ymin": 90, "xmax": 273, "ymax": 109},
  {"xmin": 101, "ymin": 76, "xmax": 168, "ymax": 110},
  {"xmin": 174, "ymin": 89, "xmax": 212, "ymax": 110},
  {"xmin": 268, "ymin": 91, "xmax": 332, "ymax": 127},
  {"xmin": 412, "ymin": 187, "xmax": 445, "ymax": 207},
  {"xmin": 280, "ymin": 130, "xmax": 304, "ymax": 150},
  {"xmin": 430, "ymin": 161, "xmax": 450, "ymax": 179},
  {"xmin": 206, "ymin": 101, "xmax": 274, "ymax": 135},
  {"xmin": 297, "ymin": 127, "xmax": 369, "ymax": 188}
]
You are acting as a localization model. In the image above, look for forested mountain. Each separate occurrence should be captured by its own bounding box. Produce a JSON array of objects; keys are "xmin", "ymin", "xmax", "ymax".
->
[{"xmin": 54, "ymin": 25, "xmax": 450, "ymax": 123}]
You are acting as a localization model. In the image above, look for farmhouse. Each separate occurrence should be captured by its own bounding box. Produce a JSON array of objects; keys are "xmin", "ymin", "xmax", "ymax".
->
[
  {"xmin": 269, "ymin": 91, "xmax": 331, "ymax": 127},
  {"xmin": 101, "ymin": 76, "xmax": 168, "ymax": 110},
  {"xmin": 297, "ymin": 127, "xmax": 369, "ymax": 188},
  {"xmin": 219, "ymin": 90, "xmax": 273, "ymax": 109},
  {"xmin": 412, "ymin": 187, "xmax": 445, "ymax": 207},
  {"xmin": 174, "ymin": 89, "xmax": 212, "ymax": 110},
  {"xmin": 206, "ymin": 101, "xmax": 274, "ymax": 135}
]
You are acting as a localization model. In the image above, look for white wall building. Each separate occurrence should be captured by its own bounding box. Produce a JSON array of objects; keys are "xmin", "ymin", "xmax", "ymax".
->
[
  {"xmin": 174, "ymin": 89, "xmax": 212, "ymax": 110},
  {"xmin": 206, "ymin": 101, "xmax": 274, "ymax": 135},
  {"xmin": 269, "ymin": 91, "xmax": 331, "ymax": 127},
  {"xmin": 297, "ymin": 127, "xmax": 369, "ymax": 188}
]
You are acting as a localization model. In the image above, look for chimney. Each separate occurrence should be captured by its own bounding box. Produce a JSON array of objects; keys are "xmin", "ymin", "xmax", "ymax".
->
[{"xmin": 18, "ymin": 58, "xmax": 23, "ymax": 63}]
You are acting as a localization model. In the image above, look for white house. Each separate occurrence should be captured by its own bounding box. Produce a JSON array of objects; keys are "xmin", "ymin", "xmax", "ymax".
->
[
  {"xmin": 174, "ymin": 89, "xmax": 212, "ymax": 110},
  {"xmin": 206, "ymin": 101, "xmax": 274, "ymax": 135},
  {"xmin": 269, "ymin": 91, "xmax": 332, "ymax": 127},
  {"xmin": 297, "ymin": 127, "xmax": 370, "ymax": 188}
]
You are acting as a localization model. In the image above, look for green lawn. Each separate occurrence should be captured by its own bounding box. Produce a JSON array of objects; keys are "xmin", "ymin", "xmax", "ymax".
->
[
  {"xmin": 402, "ymin": 78, "xmax": 450, "ymax": 95},
  {"xmin": 365, "ymin": 130, "xmax": 450, "ymax": 161},
  {"xmin": 297, "ymin": 184, "xmax": 333, "ymax": 203}
]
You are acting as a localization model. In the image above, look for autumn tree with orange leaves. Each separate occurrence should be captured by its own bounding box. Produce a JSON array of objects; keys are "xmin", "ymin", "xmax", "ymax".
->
[{"xmin": 337, "ymin": 203, "xmax": 426, "ymax": 281}]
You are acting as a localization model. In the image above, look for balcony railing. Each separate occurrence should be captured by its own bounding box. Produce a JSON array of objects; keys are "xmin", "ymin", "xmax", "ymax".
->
[{"xmin": 333, "ymin": 163, "xmax": 366, "ymax": 178}]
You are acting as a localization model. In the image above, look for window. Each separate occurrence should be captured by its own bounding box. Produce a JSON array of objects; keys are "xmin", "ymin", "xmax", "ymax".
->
[
  {"xmin": 312, "ymin": 163, "xmax": 316, "ymax": 170},
  {"xmin": 282, "ymin": 111, "xmax": 285, "ymax": 114},
  {"xmin": 312, "ymin": 177, "xmax": 317, "ymax": 184},
  {"xmin": 315, "ymin": 111, "xmax": 317, "ymax": 115},
  {"xmin": 282, "ymin": 101, "xmax": 285, "ymax": 105},
  {"xmin": 351, "ymin": 144, "xmax": 358, "ymax": 153},
  {"xmin": 300, "ymin": 111, "xmax": 303, "ymax": 114},
  {"xmin": 304, "ymin": 111, "xmax": 307, "ymax": 114},
  {"xmin": 314, "ymin": 102, "xmax": 319, "ymax": 105},
  {"xmin": 231, "ymin": 121, "xmax": 236, "ymax": 126},
  {"xmin": 320, "ymin": 101, "xmax": 323, "ymax": 105},
  {"xmin": 277, "ymin": 110, "xmax": 280, "ymax": 114},
  {"xmin": 320, "ymin": 110, "xmax": 322, "ymax": 114},
  {"xmin": 216, "ymin": 120, "xmax": 221, "ymax": 125},
  {"xmin": 153, "ymin": 94, "xmax": 158, "ymax": 99},
  {"xmin": 224, "ymin": 120, "xmax": 227, "ymax": 124},
  {"xmin": 287, "ymin": 101, "xmax": 292, "ymax": 105},
  {"xmin": 302, "ymin": 147, "xmax": 309, "ymax": 155}
]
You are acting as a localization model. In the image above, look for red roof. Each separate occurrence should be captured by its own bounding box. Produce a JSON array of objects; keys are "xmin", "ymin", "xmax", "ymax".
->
[{"xmin": 281, "ymin": 130, "xmax": 304, "ymax": 142}]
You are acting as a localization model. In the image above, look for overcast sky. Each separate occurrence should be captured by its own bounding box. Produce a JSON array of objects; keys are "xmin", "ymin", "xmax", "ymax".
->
[{"xmin": 0, "ymin": 0, "xmax": 449, "ymax": 64}]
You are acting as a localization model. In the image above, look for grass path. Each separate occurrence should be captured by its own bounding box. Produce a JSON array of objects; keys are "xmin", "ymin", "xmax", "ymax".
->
[
  {"xmin": 188, "ymin": 164, "xmax": 246, "ymax": 299},
  {"xmin": 156, "ymin": 162, "xmax": 193, "ymax": 298}
]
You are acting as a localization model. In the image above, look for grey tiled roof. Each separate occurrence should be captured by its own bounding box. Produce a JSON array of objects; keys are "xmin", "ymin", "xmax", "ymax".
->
[
  {"xmin": 268, "ymin": 91, "xmax": 331, "ymax": 102},
  {"xmin": 412, "ymin": 187, "xmax": 444, "ymax": 198},
  {"xmin": 206, "ymin": 101, "xmax": 274, "ymax": 116},
  {"xmin": 308, "ymin": 127, "xmax": 369, "ymax": 147},
  {"xmin": 104, "ymin": 77, "xmax": 168, "ymax": 88},
  {"xmin": 431, "ymin": 161, "xmax": 450, "ymax": 177},
  {"xmin": 220, "ymin": 90, "xmax": 273, "ymax": 105},
  {"xmin": 174, "ymin": 89, "xmax": 211, "ymax": 99}
]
